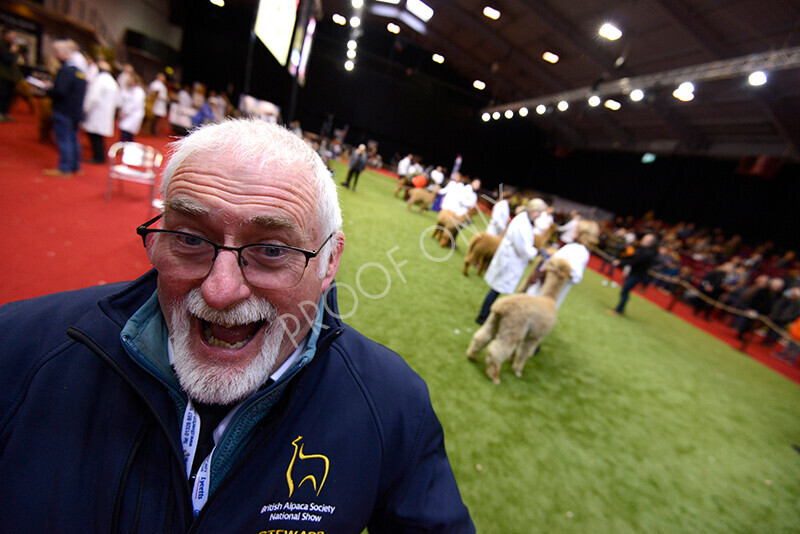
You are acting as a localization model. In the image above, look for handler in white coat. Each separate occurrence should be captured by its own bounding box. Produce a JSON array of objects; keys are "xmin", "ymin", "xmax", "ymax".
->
[
  {"xmin": 476, "ymin": 198, "xmax": 548, "ymax": 324},
  {"xmin": 486, "ymin": 190, "xmax": 510, "ymax": 236},
  {"xmin": 118, "ymin": 75, "xmax": 146, "ymax": 142},
  {"xmin": 82, "ymin": 60, "xmax": 119, "ymax": 163},
  {"xmin": 525, "ymin": 220, "xmax": 600, "ymax": 308}
]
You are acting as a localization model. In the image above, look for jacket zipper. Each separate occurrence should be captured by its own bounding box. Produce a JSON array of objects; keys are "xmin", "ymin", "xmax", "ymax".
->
[{"xmin": 67, "ymin": 327, "xmax": 196, "ymax": 531}]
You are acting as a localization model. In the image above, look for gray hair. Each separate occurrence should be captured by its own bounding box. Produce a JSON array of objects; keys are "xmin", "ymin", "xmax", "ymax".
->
[{"xmin": 161, "ymin": 118, "xmax": 342, "ymax": 278}]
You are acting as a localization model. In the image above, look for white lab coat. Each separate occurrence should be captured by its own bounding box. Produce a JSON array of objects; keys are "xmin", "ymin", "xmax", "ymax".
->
[
  {"xmin": 534, "ymin": 212, "xmax": 554, "ymax": 235},
  {"xmin": 118, "ymin": 85, "xmax": 146, "ymax": 135},
  {"xmin": 82, "ymin": 71, "xmax": 120, "ymax": 137},
  {"xmin": 483, "ymin": 211, "xmax": 538, "ymax": 293},
  {"xmin": 440, "ymin": 182, "xmax": 467, "ymax": 214},
  {"xmin": 397, "ymin": 156, "xmax": 412, "ymax": 177},
  {"xmin": 558, "ymin": 217, "xmax": 580, "ymax": 243},
  {"xmin": 486, "ymin": 199, "xmax": 510, "ymax": 236},
  {"xmin": 525, "ymin": 242, "xmax": 590, "ymax": 308},
  {"xmin": 148, "ymin": 79, "xmax": 169, "ymax": 117},
  {"xmin": 441, "ymin": 183, "xmax": 477, "ymax": 216}
]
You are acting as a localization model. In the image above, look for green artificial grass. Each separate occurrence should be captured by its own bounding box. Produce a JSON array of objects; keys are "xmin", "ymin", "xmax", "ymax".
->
[{"xmin": 330, "ymin": 162, "xmax": 800, "ymax": 533}]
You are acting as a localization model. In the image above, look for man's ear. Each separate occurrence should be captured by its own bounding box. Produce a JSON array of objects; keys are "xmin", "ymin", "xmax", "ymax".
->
[{"xmin": 321, "ymin": 231, "xmax": 345, "ymax": 291}]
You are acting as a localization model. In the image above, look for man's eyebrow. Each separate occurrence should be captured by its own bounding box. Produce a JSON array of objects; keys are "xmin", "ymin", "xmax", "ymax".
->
[
  {"xmin": 250, "ymin": 214, "xmax": 297, "ymax": 230},
  {"xmin": 164, "ymin": 197, "xmax": 209, "ymax": 216}
]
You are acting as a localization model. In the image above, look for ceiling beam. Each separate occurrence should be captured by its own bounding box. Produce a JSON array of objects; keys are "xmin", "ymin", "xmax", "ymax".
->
[
  {"xmin": 651, "ymin": 0, "xmax": 800, "ymax": 157},
  {"xmin": 649, "ymin": 0, "xmax": 729, "ymax": 58},
  {"xmin": 518, "ymin": 0, "xmax": 706, "ymax": 151}
]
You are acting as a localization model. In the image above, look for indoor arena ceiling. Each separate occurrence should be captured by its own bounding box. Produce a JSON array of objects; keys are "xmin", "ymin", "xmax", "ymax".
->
[{"xmin": 319, "ymin": 0, "xmax": 800, "ymax": 162}]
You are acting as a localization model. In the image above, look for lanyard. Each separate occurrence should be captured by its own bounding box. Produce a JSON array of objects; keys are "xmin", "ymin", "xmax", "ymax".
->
[{"xmin": 180, "ymin": 400, "xmax": 213, "ymax": 517}]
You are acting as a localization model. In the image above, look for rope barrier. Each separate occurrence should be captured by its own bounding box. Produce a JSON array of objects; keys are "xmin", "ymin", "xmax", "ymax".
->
[{"xmin": 589, "ymin": 246, "xmax": 794, "ymax": 348}]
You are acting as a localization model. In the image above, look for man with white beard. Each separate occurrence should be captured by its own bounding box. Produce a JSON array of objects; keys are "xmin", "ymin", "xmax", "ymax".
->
[{"xmin": 0, "ymin": 119, "xmax": 474, "ymax": 533}]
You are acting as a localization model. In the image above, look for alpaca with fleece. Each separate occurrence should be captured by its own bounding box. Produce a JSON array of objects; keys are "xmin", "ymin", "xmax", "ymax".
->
[
  {"xmin": 463, "ymin": 232, "xmax": 502, "ymax": 276},
  {"xmin": 431, "ymin": 206, "xmax": 477, "ymax": 248},
  {"xmin": 466, "ymin": 257, "xmax": 572, "ymax": 385},
  {"xmin": 407, "ymin": 185, "xmax": 441, "ymax": 212}
]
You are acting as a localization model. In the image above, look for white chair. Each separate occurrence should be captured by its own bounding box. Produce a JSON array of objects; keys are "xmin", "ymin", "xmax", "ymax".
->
[{"xmin": 106, "ymin": 142, "xmax": 163, "ymax": 203}]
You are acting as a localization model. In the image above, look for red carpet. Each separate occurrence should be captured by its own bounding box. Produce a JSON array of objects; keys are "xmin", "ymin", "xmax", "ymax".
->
[
  {"xmin": 1, "ymin": 102, "xmax": 797, "ymax": 384},
  {"xmin": 0, "ymin": 102, "xmax": 170, "ymax": 303}
]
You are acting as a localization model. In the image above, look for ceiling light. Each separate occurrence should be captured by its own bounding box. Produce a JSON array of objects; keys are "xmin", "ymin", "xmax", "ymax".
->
[
  {"xmin": 492, "ymin": 111, "xmax": 501, "ymax": 120},
  {"xmin": 641, "ymin": 153, "xmax": 656, "ymax": 164},
  {"xmin": 344, "ymin": 60, "xmax": 355, "ymax": 71},
  {"xmin": 604, "ymin": 99, "xmax": 621, "ymax": 110},
  {"xmin": 473, "ymin": 79, "xmax": 486, "ymax": 90},
  {"xmin": 483, "ymin": 6, "xmax": 500, "ymax": 20},
  {"xmin": 748, "ymin": 70, "xmax": 767, "ymax": 86},
  {"xmin": 406, "ymin": 0, "xmax": 434, "ymax": 22},
  {"xmin": 332, "ymin": 14, "xmax": 347, "ymax": 25},
  {"xmin": 542, "ymin": 51, "xmax": 559, "ymax": 64},
  {"xmin": 432, "ymin": 53, "xmax": 444, "ymax": 64},
  {"xmin": 519, "ymin": 107, "xmax": 528, "ymax": 117},
  {"xmin": 630, "ymin": 89, "xmax": 644, "ymax": 101},
  {"xmin": 557, "ymin": 100, "xmax": 569, "ymax": 111},
  {"xmin": 350, "ymin": 16, "xmax": 361, "ymax": 27},
  {"xmin": 347, "ymin": 49, "xmax": 356, "ymax": 59},
  {"xmin": 588, "ymin": 95, "xmax": 601, "ymax": 107},
  {"xmin": 599, "ymin": 23, "xmax": 622, "ymax": 41},
  {"xmin": 209, "ymin": 0, "xmax": 224, "ymax": 6},
  {"xmin": 673, "ymin": 81, "xmax": 695, "ymax": 101},
  {"xmin": 347, "ymin": 40, "xmax": 357, "ymax": 50},
  {"xmin": 352, "ymin": 0, "xmax": 364, "ymax": 8},
  {"xmin": 387, "ymin": 22, "xmax": 400, "ymax": 34},
  {"xmin": 536, "ymin": 104, "xmax": 546, "ymax": 115},
  {"xmin": 482, "ymin": 112, "xmax": 491, "ymax": 122},
  {"xmin": 505, "ymin": 109, "xmax": 514, "ymax": 119},
  {"xmin": 375, "ymin": 0, "xmax": 401, "ymax": 3}
]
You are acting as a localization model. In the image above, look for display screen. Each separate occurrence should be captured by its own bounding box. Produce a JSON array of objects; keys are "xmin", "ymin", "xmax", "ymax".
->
[
  {"xmin": 288, "ymin": 15, "xmax": 316, "ymax": 86},
  {"xmin": 254, "ymin": 0, "xmax": 299, "ymax": 67}
]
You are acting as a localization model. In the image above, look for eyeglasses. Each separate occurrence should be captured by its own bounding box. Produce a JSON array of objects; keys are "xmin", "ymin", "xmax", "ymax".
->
[{"xmin": 136, "ymin": 214, "xmax": 333, "ymax": 289}]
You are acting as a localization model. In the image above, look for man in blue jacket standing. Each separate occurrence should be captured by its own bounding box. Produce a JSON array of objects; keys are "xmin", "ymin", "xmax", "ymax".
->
[
  {"xmin": 43, "ymin": 39, "xmax": 87, "ymax": 177},
  {"xmin": 0, "ymin": 119, "xmax": 474, "ymax": 532}
]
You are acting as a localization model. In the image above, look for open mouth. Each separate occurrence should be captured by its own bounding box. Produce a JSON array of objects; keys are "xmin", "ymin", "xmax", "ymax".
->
[{"xmin": 200, "ymin": 318, "xmax": 266, "ymax": 350}]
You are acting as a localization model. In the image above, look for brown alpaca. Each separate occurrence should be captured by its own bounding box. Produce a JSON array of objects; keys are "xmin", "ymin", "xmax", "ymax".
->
[
  {"xmin": 466, "ymin": 257, "xmax": 572, "ymax": 384},
  {"xmin": 431, "ymin": 207, "xmax": 477, "ymax": 248},
  {"xmin": 406, "ymin": 185, "xmax": 440, "ymax": 212},
  {"xmin": 463, "ymin": 232, "xmax": 501, "ymax": 276}
]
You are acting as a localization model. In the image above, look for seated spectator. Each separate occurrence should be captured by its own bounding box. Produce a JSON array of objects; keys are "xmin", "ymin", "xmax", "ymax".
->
[
  {"xmin": 600, "ymin": 228, "xmax": 627, "ymax": 276},
  {"xmin": 692, "ymin": 262, "xmax": 733, "ymax": 319},
  {"xmin": 652, "ymin": 244, "xmax": 681, "ymax": 290},
  {"xmin": 733, "ymin": 276, "xmax": 785, "ymax": 340},
  {"xmin": 774, "ymin": 316, "xmax": 800, "ymax": 365},
  {"xmin": 762, "ymin": 287, "xmax": 800, "ymax": 346}
]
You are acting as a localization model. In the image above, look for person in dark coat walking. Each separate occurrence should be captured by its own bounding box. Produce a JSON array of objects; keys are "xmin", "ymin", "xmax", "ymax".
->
[
  {"xmin": 341, "ymin": 143, "xmax": 368, "ymax": 191},
  {"xmin": 609, "ymin": 233, "xmax": 659, "ymax": 315}
]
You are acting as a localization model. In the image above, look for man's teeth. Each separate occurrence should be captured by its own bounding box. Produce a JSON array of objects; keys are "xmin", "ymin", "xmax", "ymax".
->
[{"xmin": 203, "ymin": 323, "xmax": 255, "ymax": 349}]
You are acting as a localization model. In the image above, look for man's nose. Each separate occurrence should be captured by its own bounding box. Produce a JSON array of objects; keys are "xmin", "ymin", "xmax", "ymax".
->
[{"xmin": 201, "ymin": 250, "xmax": 252, "ymax": 310}]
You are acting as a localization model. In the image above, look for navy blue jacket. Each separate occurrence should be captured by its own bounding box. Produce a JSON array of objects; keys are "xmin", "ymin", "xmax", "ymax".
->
[
  {"xmin": 48, "ymin": 62, "xmax": 86, "ymax": 120},
  {"xmin": 0, "ymin": 271, "xmax": 474, "ymax": 533}
]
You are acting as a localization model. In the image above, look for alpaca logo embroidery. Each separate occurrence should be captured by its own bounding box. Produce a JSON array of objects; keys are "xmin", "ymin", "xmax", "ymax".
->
[{"xmin": 286, "ymin": 436, "xmax": 330, "ymax": 497}]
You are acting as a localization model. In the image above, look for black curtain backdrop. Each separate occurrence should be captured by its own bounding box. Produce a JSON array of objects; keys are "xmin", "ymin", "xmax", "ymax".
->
[{"xmin": 178, "ymin": 1, "xmax": 797, "ymax": 250}]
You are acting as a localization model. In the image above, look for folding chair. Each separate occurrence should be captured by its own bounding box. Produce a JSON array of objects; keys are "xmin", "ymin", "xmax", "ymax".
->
[{"xmin": 106, "ymin": 142, "xmax": 163, "ymax": 203}]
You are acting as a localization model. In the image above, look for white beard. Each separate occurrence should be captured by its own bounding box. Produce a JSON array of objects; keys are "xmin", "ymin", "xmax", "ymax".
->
[{"xmin": 169, "ymin": 288, "xmax": 284, "ymax": 405}]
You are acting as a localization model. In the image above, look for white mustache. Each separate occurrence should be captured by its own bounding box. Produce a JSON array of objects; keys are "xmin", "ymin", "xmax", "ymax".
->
[{"xmin": 184, "ymin": 288, "xmax": 278, "ymax": 326}]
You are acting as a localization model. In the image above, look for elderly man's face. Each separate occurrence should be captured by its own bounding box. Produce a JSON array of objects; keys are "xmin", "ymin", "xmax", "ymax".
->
[{"xmin": 156, "ymin": 151, "xmax": 340, "ymax": 404}]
